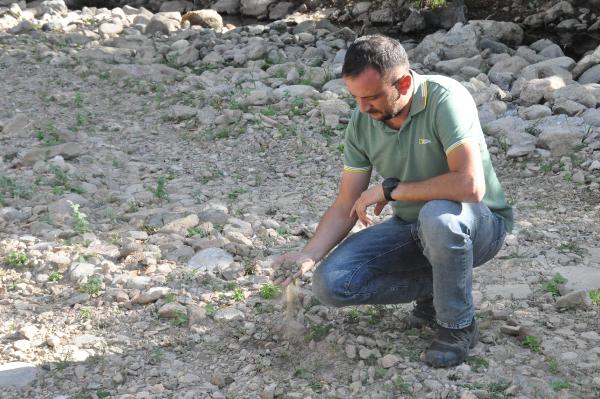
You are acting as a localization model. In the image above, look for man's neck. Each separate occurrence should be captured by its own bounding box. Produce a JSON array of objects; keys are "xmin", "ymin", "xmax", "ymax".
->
[{"xmin": 384, "ymin": 95, "xmax": 413, "ymax": 130}]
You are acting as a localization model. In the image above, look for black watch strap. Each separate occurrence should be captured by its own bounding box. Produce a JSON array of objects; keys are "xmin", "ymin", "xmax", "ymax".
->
[{"xmin": 382, "ymin": 177, "xmax": 400, "ymax": 202}]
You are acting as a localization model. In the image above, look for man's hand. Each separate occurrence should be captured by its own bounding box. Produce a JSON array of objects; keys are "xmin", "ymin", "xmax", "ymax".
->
[
  {"xmin": 271, "ymin": 251, "xmax": 317, "ymax": 286},
  {"xmin": 350, "ymin": 184, "xmax": 388, "ymax": 226}
]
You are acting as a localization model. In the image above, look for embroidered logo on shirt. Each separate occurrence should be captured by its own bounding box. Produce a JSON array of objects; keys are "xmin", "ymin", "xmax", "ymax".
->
[{"xmin": 418, "ymin": 138, "xmax": 431, "ymax": 144}]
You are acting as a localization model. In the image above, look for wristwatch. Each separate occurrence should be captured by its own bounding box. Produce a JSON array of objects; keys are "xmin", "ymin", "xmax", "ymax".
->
[{"xmin": 382, "ymin": 177, "xmax": 400, "ymax": 202}]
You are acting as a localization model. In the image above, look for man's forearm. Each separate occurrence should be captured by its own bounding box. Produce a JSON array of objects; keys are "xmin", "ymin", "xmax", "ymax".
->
[
  {"xmin": 392, "ymin": 171, "xmax": 485, "ymax": 203},
  {"xmin": 302, "ymin": 202, "xmax": 357, "ymax": 262}
]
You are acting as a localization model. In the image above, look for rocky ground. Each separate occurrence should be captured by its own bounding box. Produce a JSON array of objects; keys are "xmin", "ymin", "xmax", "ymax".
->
[{"xmin": 1, "ymin": 1, "xmax": 600, "ymax": 399}]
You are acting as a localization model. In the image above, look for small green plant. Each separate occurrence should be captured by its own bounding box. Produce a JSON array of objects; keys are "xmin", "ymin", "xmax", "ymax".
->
[
  {"xmin": 547, "ymin": 356, "xmax": 559, "ymax": 374},
  {"xmin": 232, "ymin": 287, "xmax": 245, "ymax": 302},
  {"xmin": 79, "ymin": 307, "xmax": 92, "ymax": 319},
  {"xmin": 96, "ymin": 391, "xmax": 111, "ymax": 398},
  {"xmin": 163, "ymin": 292, "xmax": 176, "ymax": 303},
  {"xmin": 525, "ymin": 123, "xmax": 542, "ymax": 136},
  {"xmin": 79, "ymin": 276, "xmax": 103, "ymax": 295},
  {"xmin": 73, "ymin": 92, "xmax": 83, "ymax": 108},
  {"xmin": 374, "ymin": 367, "xmax": 388, "ymax": 380},
  {"xmin": 35, "ymin": 122, "xmax": 63, "ymax": 146},
  {"xmin": 589, "ymin": 289, "xmax": 600, "ymax": 305},
  {"xmin": 98, "ymin": 71, "xmax": 110, "ymax": 80},
  {"xmin": 48, "ymin": 271, "xmax": 63, "ymax": 282},
  {"xmin": 70, "ymin": 201, "xmax": 90, "ymax": 234},
  {"xmin": 557, "ymin": 241, "xmax": 585, "ymax": 256},
  {"xmin": 521, "ymin": 335, "xmax": 542, "ymax": 353},
  {"xmin": 186, "ymin": 227, "xmax": 208, "ymax": 238},
  {"xmin": 227, "ymin": 189, "xmax": 246, "ymax": 200},
  {"xmin": 260, "ymin": 283, "xmax": 280, "ymax": 299},
  {"xmin": 173, "ymin": 310, "xmax": 189, "ymax": 327},
  {"xmin": 0, "ymin": 176, "xmax": 33, "ymax": 203},
  {"xmin": 540, "ymin": 162, "xmax": 553, "ymax": 174},
  {"xmin": 205, "ymin": 303, "xmax": 217, "ymax": 317},
  {"xmin": 307, "ymin": 324, "xmax": 331, "ymax": 342},
  {"xmin": 5, "ymin": 251, "xmax": 28, "ymax": 267},
  {"xmin": 414, "ymin": 0, "xmax": 447, "ymax": 9},
  {"xmin": 336, "ymin": 143, "xmax": 345, "ymax": 154},
  {"xmin": 148, "ymin": 176, "xmax": 170, "ymax": 201},
  {"xmin": 275, "ymin": 227, "xmax": 288, "ymax": 236},
  {"xmin": 346, "ymin": 307, "xmax": 361, "ymax": 323},
  {"xmin": 543, "ymin": 273, "xmax": 567, "ymax": 297},
  {"xmin": 467, "ymin": 355, "xmax": 489, "ymax": 372},
  {"xmin": 551, "ymin": 380, "xmax": 570, "ymax": 391}
]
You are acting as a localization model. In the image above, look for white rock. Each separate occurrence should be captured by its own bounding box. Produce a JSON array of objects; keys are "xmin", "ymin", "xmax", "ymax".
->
[
  {"xmin": 486, "ymin": 284, "xmax": 531, "ymax": 299},
  {"xmin": 188, "ymin": 248, "xmax": 234, "ymax": 273},
  {"xmin": 380, "ymin": 354, "xmax": 400, "ymax": 368},
  {"xmin": 0, "ymin": 362, "xmax": 38, "ymax": 388},
  {"xmin": 132, "ymin": 287, "xmax": 170, "ymax": 304},
  {"xmin": 214, "ymin": 307, "xmax": 245, "ymax": 321}
]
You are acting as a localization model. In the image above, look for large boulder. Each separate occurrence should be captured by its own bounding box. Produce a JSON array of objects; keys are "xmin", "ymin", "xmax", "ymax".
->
[
  {"xmin": 536, "ymin": 116, "xmax": 587, "ymax": 156},
  {"xmin": 181, "ymin": 9, "xmax": 223, "ymax": 29},
  {"xmin": 409, "ymin": 23, "xmax": 479, "ymax": 63},
  {"xmin": 240, "ymin": 0, "xmax": 276, "ymax": 17},
  {"xmin": 469, "ymin": 20, "xmax": 523, "ymax": 46},
  {"xmin": 212, "ymin": 0, "xmax": 240, "ymax": 14}
]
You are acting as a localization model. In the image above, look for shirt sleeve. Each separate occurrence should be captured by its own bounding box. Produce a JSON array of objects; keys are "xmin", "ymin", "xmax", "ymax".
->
[
  {"xmin": 343, "ymin": 110, "xmax": 372, "ymax": 173},
  {"xmin": 434, "ymin": 85, "xmax": 482, "ymax": 155}
]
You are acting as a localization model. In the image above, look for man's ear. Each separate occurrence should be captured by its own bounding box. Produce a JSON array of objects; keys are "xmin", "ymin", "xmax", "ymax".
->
[{"xmin": 396, "ymin": 74, "xmax": 412, "ymax": 94}]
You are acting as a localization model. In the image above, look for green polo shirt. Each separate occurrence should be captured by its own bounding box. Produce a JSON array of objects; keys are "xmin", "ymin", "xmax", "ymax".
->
[{"xmin": 343, "ymin": 71, "xmax": 513, "ymax": 231}]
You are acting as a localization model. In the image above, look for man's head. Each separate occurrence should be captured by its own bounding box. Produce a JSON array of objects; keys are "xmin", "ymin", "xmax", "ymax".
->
[{"xmin": 342, "ymin": 35, "xmax": 412, "ymax": 122}]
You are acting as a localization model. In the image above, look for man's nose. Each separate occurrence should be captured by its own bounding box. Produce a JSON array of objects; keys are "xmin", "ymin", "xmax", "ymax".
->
[{"xmin": 358, "ymin": 99, "xmax": 371, "ymax": 113}]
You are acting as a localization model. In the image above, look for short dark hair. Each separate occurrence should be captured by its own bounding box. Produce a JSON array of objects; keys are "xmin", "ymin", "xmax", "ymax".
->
[{"xmin": 342, "ymin": 35, "xmax": 409, "ymax": 80}]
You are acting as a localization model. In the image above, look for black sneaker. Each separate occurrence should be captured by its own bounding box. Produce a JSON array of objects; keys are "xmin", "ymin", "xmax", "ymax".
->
[
  {"xmin": 424, "ymin": 319, "xmax": 479, "ymax": 368},
  {"xmin": 406, "ymin": 297, "xmax": 436, "ymax": 329}
]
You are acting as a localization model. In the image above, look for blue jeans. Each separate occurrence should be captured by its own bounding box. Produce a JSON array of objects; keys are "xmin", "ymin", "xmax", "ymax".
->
[{"xmin": 312, "ymin": 200, "xmax": 507, "ymax": 329}]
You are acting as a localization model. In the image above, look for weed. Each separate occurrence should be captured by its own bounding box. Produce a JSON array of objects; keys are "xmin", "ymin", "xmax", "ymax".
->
[
  {"xmin": 79, "ymin": 307, "xmax": 92, "ymax": 319},
  {"xmin": 79, "ymin": 276, "xmax": 103, "ymax": 295},
  {"xmin": 543, "ymin": 273, "xmax": 567, "ymax": 297},
  {"xmin": 521, "ymin": 335, "xmax": 542, "ymax": 353},
  {"xmin": 254, "ymin": 302, "xmax": 275, "ymax": 314},
  {"xmin": 75, "ymin": 112, "xmax": 86, "ymax": 127},
  {"xmin": 525, "ymin": 123, "xmax": 542, "ymax": 136},
  {"xmin": 390, "ymin": 376, "xmax": 412, "ymax": 395},
  {"xmin": 307, "ymin": 380, "xmax": 323, "ymax": 392},
  {"xmin": 35, "ymin": 122, "xmax": 63, "ymax": 146},
  {"xmin": 307, "ymin": 324, "xmax": 331, "ymax": 342},
  {"xmin": 346, "ymin": 307, "xmax": 361, "ymax": 323},
  {"xmin": 540, "ymin": 162, "xmax": 552, "ymax": 174},
  {"xmin": 557, "ymin": 241, "xmax": 586, "ymax": 256},
  {"xmin": 48, "ymin": 271, "xmax": 63, "ymax": 282},
  {"xmin": 163, "ymin": 293, "xmax": 176, "ymax": 303},
  {"xmin": 5, "ymin": 251, "xmax": 28, "ymax": 267},
  {"xmin": 399, "ymin": 348, "xmax": 421, "ymax": 362},
  {"xmin": 48, "ymin": 164, "xmax": 84, "ymax": 194},
  {"xmin": 96, "ymin": 391, "xmax": 111, "ymax": 398},
  {"xmin": 232, "ymin": 287, "xmax": 245, "ymax": 302},
  {"xmin": 589, "ymin": 290, "xmax": 600, "ymax": 306},
  {"xmin": 414, "ymin": 0, "xmax": 447, "ymax": 9},
  {"xmin": 148, "ymin": 175, "xmax": 171, "ymax": 201},
  {"xmin": 69, "ymin": 201, "xmax": 90, "ymax": 234},
  {"xmin": 73, "ymin": 92, "xmax": 83, "ymax": 108},
  {"xmin": 551, "ymin": 380, "xmax": 570, "ymax": 391},
  {"xmin": 260, "ymin": 283, "xmax": 280, "ymax": 299},
  {"xmin": 0, "ymin": 176, "xmax": 33, "ymax": 203},
  {"xmin": 227, "ymin": 189, "xmax": 246, "ymax": 200},
  {"xmin": 186, "ymin": 227, "xmax": 208, "ymax": 238},
  {"xmin": 98, "ymin": 71, "xmax": 110, "ymax": 80},
  {"xmin": 466, "ymin": 355, "xmax": 489, "ymax": 372},
  {"xmin": 173, "ymin": 310, "xmax": 189, "ymax": 327},
  {"xmin": 336, "ymin": 143, "xmax": 345, "ymax": 154},
  {"xmin": 205, "ymin": 303, "xmax": 217, "ymax": 317},
  {"xmin": 149, "ymin": 347, "xmax": 163, "ymax": 364},
  {"xmin": 547, "ymin": 356, "xmax": 559, "ymax": 374},
  {"xmin": 276, "ymin": 227, "xmax": 288, "ymax": 236},
  {"xmin": 260, "ymin": 106, "xmax": 276, "ymax": 116},
  {"xmin": 374, "ymin": 367, "xmax": 388, "ymax": 380},
  {"xmin": 563, "ymin": 173, "xmax": 573, "ymax": 182}
]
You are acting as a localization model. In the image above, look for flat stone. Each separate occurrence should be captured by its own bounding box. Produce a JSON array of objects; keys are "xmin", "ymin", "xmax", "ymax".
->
[
  {"xmin": 0, "ymin": 362, "xmax": 38, "ymax": 388},
  {"xmin": 214, "ymin": 307, "xmax": 245, "ymax": 321},
  {"xmin": 158, "ymin": 302, "xmax": 187, "ymax": 319},
  {"xmin": 187, "ymin": 247, "xmax": 234, "ymax": 273},
  {"xmin": 132, "ymin": 287, "xmax": 170, "ymax": 304},
  {"xmin": 380, "ymin": 354, "xmax": 400, "ymax": 368},
  {"xmin": 486, "ymin": 284, "xmax": 532, "ymax": 299},
  {"xmin": 553, "ymin": 266, "xmax": 600, "ymax": 293},
  {"xmin": 126, "ymin": 276, "xmax": 152, "ymax": 289}
]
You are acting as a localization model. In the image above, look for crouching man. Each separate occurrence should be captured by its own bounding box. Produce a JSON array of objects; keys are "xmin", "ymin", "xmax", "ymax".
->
[{"xmin": 273, "ymin": 35, "xmax": 513, "ymax": 368}]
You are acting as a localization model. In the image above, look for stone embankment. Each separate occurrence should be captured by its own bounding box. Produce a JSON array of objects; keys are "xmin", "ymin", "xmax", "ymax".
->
[{"xmin": 0, "ymin": 0, "xmax": 600, "ymax": 398}]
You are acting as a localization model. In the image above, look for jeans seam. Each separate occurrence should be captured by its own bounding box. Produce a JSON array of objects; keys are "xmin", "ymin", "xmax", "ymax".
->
[{"xmin": 344, "ymin": 239, "xmax": 416, "ymax": 296}]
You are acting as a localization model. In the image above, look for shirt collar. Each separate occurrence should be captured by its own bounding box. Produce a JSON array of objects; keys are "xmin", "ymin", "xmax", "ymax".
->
[{"xmin": 409, "ymin": 70, "xmax": 428, "ymax": 116}]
